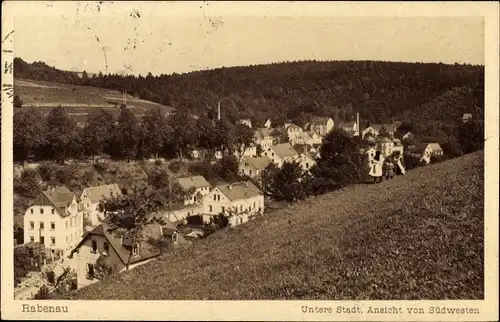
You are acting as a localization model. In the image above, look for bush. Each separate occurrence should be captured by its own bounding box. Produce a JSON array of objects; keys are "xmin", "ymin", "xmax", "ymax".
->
[
  {"xmin": 14, "ymin": 169, "xmax": 42, "ymax": 199},
  {"xmin": 93, "ymin": 161, "xmax": 110, "ymax": 174},
  {"xmin": 154, "ymin": 159, "xmax": 163, "ymax": 166},
  {"xmin": 37, "ymin": 162, "xmax": 60, "ymax": 182},
  {"xmin": 33, "ymin": 285, "xmax": 50, "ymax": 299},
  {"xmin": 168, "ymin": 160, "xmax": 183, "ymax": 173}
]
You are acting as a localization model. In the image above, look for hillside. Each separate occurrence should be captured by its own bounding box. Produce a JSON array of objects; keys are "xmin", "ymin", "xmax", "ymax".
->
[
  {"xmin": 14, "ymin": 78, "xmax": 174, "ymax": 122},
  {"xmin": 61, "ymin": 151, "xmax": 484, "ymax": 300},
  {"xmin": 15, "ymin": 58, "xmax": 483, "ymax": 128}
]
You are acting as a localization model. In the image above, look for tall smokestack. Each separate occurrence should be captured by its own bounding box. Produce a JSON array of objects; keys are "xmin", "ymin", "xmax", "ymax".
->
[
  {"xmin": 217, "ymin": 101, "xmax": 221, "ymax": 121},
  {"xmin": 356, "ymin": 112, "xmax": 360, "ymax": 136}
]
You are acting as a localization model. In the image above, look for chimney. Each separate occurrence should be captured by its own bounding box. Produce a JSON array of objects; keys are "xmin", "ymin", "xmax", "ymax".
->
[
  {"xmin": 356, "ymin": 112, "xmax": 360, "ymax": 135},
  {"xmin": 217, "ymin": 101, "xmax": 221, "ymax": 121}
]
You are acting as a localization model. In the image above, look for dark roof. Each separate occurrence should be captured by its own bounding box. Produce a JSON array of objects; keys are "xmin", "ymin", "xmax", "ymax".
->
[
  {"xmin": 311, "ymin": 117, "xmax": 332, "ymax": 125},
  {"xmin": 370, "ymin": 124, "xmax": 398, "ymax": 133},
  {"xmin": 31, "ymin": 186, "xmax": 75, "ymax": 218},
  {"xmin": 272, "ymin": 143, "xmax": 299, "ymax": 158},
  {"xmin": 242, "ymin": 156, "xmax": 272, "ymax": 170},
  {"xmin": 339, "ymin": 121, "xmax": 356, "ymax": 128},
  {"xmin": 82, "ymin": 184, "xmax": 121, "ymax": 203},
  {"xmin": 216, "ymin": 181, "xmax": 262, "ymax": 202}
]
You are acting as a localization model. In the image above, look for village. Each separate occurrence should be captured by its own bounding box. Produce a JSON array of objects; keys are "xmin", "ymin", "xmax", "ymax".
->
[{"xmin": 13, "ymin": 106, "xmax": 460, "ymax": 300}]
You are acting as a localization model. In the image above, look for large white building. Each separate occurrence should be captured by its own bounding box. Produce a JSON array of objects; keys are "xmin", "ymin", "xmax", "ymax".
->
[
  {"xmin": 176, "ymin": 175, "xmax": 211, "ymax": 206},
  {"xmin": 24, "ymin": 186, "xmax": 83, "ymax": 258},
  {"xmin": 203, "ymin": 181, "xmax": 264, "ymax": 227},
  {"xmin": 79, "ymin": 184, "xmax": 121, "ymax": 229}
]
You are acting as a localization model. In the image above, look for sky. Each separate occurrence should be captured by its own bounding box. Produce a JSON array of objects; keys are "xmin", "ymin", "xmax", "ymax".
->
[{"xmin": 12, "ymin": 2, "xmax": 485, "ymax": 76}]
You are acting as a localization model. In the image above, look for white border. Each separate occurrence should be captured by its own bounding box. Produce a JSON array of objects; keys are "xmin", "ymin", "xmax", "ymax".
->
[{"xmin": 1, "ymin": 1, "xmax": 499, "ymax": 321}]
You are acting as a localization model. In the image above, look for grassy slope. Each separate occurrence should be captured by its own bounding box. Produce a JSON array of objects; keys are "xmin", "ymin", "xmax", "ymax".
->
[
  {"xmin": 63, "ymin": 152, "xmax": 484, "ymax": 300},
  {"xmin": 14, "ymin": 78, "xmax": 174, "ymax": 118}
]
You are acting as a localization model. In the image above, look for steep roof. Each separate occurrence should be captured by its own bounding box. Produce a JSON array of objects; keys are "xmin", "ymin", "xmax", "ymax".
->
[
  {"xmin": 177, "ymin": 176, "xmax": 211, "ymax": 191},
  {"xmin": 284, "ymin": 123, "xmax": 301, "ymax": 131},
  {"xmin": 339, "ymin": 121, "xmax": 356, "ymax": 128},
  {"xmin": 217, "ymin": 181, "xmax": 262, "ymax": 202},
  {"xmin": 311, "ymin": 117, "xmax": 331, "ymax": 125},
  {"xmin": 370, "ymin": 124, "xmax": 398, "ymax": 133},
  {"xmin": 462, "ymin": 113, "xmax": 473, "ymax": 120},
  {"xmin": 31, "ymin": 186, "xmax": 75, "ymax": 218},
  {"xmin": 243, "ymin": 156, "xmax": 272, "ymax": 171},
  {"xmin": 73, "ymin": 222, "xmax": 175, "ymax": 265},
  {"xmin": 82, "ymin": 184, "xmax": 121, "ymax": 203},
  {"xmin": 428, "ymin": 143, "xmax": 443, "ymax": 151},
  {"xmin": 272, "ymin": 143, "xmax": 299, "ymax": 158},
  {"xmin": 253, "ymin": 128, "xmax": 271, "ymax": 140}
]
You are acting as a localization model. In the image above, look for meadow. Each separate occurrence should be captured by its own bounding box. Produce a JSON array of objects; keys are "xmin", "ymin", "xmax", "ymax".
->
[{"xmin": 60, "ymin": 151, "xmax": 484, "ymax": 300}]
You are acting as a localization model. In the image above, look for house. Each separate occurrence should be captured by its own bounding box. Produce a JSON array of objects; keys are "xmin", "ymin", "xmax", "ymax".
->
[
  {"xmin": 292, "ymin": 144, "xmax": 315, "ymax": 155},
  {"xmin": 293, "ymin": 153, "xmax": 317, "ymax": 173},
  {"xmin": 203, "ymin": 181, "xmax": 264, "ymax": 227},
  {"xmin": 377, "ymin": 137, "xmax": 395, "ymax": 158},
  {"xmin": 253, "ymin": 128, "xmax": 274, "ymax": 151},
  {"xmin": 176, "ymin": 176, "xmax": 211, "ymax": 206},
  {"xmin": 338, "ymin": 121, "xmax": 359, "ymax": 136},
  {"xmin": 307, "ymin": 131, "xmax": 323, "ymax": 145},
  {"xmin": 160, "ymin": 203, "xmax": 204, "ymax": 223},
  {"xmin": 263, "ymin": 143, "xmax": 299, "ymax": 167},
  {"xmin": 284, "ymin": 123, "xmax": 303, "ymax": 141},
  {"xmin": 239, "ymin": 155, "xmax": 272, "ymax": 179},
  {"xmin": 70, "ymin": 221, "xmax": 179, "ymax": 289},
  {"xmin": 362, "ymin": 123, "xmax": 398, "ymax": 140},
  {"xmin": 392, "ymin": 139, "xmax": 404, "ymax": 156},
  {"xmin": 402, "ymin": 131, "xmax": 415, "ymax": 142},
  {"xmin": 238, "ymin": 119, "xmax": 252, "ymax": 128},
  {"xmin": 79, "ymin": 184, "xmax": 121, "ymax": 229},
  {"xmin": 23, "ymin": 186, "xmax": 83, "ymax": 258},
  {"xmin": 462, "ymin": 113, "xmax": 473, "ymax": 123},
  {"xmin": 411, "ymin": 142, "xmax": 443, "ymax": 164},
  {"xmin": 233, "ymin": 145, "xmax": 258, "ymax": 161},
  {"xmin": 264, "ymin": 119, "xmax": 272, "ymax": 128},
  {"xmin": 308, "ymin": 117, "xmax": 334, "ymax": 136},
  {"xmin": 289, "ymin": 131, "xmax": 313, "ymax": 146}
]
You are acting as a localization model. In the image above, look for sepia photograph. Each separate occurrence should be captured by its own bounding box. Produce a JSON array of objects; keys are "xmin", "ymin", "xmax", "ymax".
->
[{"xmin": 1, "ymin": 1, "xmax": 498, "ymax": 321}]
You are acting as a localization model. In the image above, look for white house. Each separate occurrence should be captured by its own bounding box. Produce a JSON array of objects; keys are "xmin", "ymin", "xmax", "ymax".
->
[
  {"xmin": 293, "ymin": 153, "xmax": 317, "ymax": 173},
  {"xmin": 203, "ymin": 181, "xmax": 264, "ymax": 227},
  {"xmin": 238, "ymin": 119, "xmax": 252, "ymax": 128},
  {"xmin": 308, "ymin": 117, "xmax": 334, "ymax": 136},
  {"xmin": 362, "ymin": 123, "xmax": 398, "ymax": 140},
  {"xmin": 176, "ymin": 175, "xmax": 211, "ymax": 206},
  {"xmin": 24, "ymin": 186, "xmax": 83, "ymax": 258},
  {"xmin": 339, "ymin": 121, "xmax": 359, "ymax": 137},
  {"xmin": 402, "ymin": 131, "xmax": 415, "ymax": 142},
  {"xmin": 79, "ymin": 184, "xmax": 121, "ymax": 229},
  {"xmin": 161, "ymin": 203, "xmax": 204, "ymax": 223},
  {"xmin": 462, "ymin": 113, "xmax": 473, "ymax": 123},
  {"xmin": 239, "ymin": 155, "xmax": 272, "ymax": 179},
  {"xmin": 284, "ymin": 123, "xmax": 304, "ymax": 141},
  {"xmin": 264, "ymin": 119, "xmax": 272, "ymax": 128},
  {"xmin": 307, "ymin": 131, "xmax": 323, "ymax": 145},
  {"xmin": 253, "ymin": 128, "xmax": 274, "ymax": 151},
  {"xmin": 69, "ymin": 221, "xmax": 178, "ymax": 289},
  {"xmin": 233, "ymin": 145, "xmax": 258, "ymax": 161},
  {"xmin": 289, "ymin": 131, "xmax": 314, "ymax": 146},
  {"xmin": 263, "ymin": 143, "xmax": 299, "ymax": 167},
  {"xmin": 412, "ymin": 142, "xmax": 444, "ymax": 164}
]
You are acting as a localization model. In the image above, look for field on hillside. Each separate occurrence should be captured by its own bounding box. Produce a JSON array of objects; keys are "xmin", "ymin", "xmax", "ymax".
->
[
  {"xmin": 62, "ymin": 151, "xmax": 484, "ymax": 300},
  {"xmin": 14, "ymin": 78, "xmax": 174, "ymax": 119}
]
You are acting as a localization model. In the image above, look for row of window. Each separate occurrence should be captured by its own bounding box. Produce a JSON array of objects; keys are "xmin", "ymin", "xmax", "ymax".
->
[
  {"xmin": 28, "ymin": 235, "xmax": 56, "ymax": 245},
  {"xmin": 30, "ymin": 208, "xmax": 55, "ymax": 215},
  {"xmin": 208, "ymin": 201, "xmax": 261, "ymax": 214},
  {"xmin": 29, "ymin": 216, "xmax": 82, "ymax": 231},
  {"xmin": 29, "ymin": 221, "xmax": 56, "ymax": 230},
  {"xmin": 91, "ymin": 239, "xmax": 110, "ymax": 254}
]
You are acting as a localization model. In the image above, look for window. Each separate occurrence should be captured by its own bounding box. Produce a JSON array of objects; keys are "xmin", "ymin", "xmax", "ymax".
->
[
  {"xmin": 51, "ymin": 209, "xmax": 55, "ymax": 215},
  {"xmin": 306, "ymin": 163, "xmax": 309, "ymax": 168},
  {"xmin": 104, "ymin": 242, "xmax": 109, "ymax": 254},
  {"xmin": 50, "ymin": 222, "xmax": 55, "ymax": 230},
  {"xmin": 240, "ymin": 205, "xmax": 243, "ymax": 212},
  {"xmin": 91, "ymin": 240, "xmax": 97, "ymax": 253},
  {"xmin": 253, "ymin": 202, "xmax": 256, "ymax": 209},
  {"xmin": 209, "ymin": 205, "xmax": 213, "ymax": 212},
  {"xmin": 51, "ymin": 237, "xmax": 56, "ymax": 245},
  {"xmin": 86, "ymin": 263, "xmax": 95, "ymax": 279},
  {"xmin": 217, "ymin": 195, "xmax": 220, "ymax": 201},
  {"xmin": 40, "ymin": 222, "xmax": 44, "ymax": 230},
  {"xmin": 40, "ymin": 208, "xmax": 44, "ymax": 214},
  {"xmin": 249, "ymin": 169, "xmax": 252, "ymax": 175},
  {"xmin": 65, "ymin": 221, "xmax": 68, "ymax": 229},
  {"xmin": 132, "ymin": 244, "xmax": 139, "ymax": 255},
  {"xmin": 221, "ymin": 206, "xmax": 225, "ymax": 213},
  {"xmin": 30, "ymin": 221, "xmax": 34, "ymax": 230},
  {"xmin": 213, "ymin": 195, "xmax": 216, "ymax": 201},
  {"xmin": 40, "ymin": 236, "xmax": 45, "ymax": 245},
  {"xmin": 30, "ymin": 236, "xmax": 34, "ymax": 243},
  {"xmin": 30, "ymin": 209, "xmax": 33, "ymax": 214}
]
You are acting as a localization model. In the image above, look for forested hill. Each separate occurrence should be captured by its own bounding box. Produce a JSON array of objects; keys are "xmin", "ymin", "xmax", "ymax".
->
[{"xmin": 14, "ymin": 57, "xmax": 484, "ymax": 127}]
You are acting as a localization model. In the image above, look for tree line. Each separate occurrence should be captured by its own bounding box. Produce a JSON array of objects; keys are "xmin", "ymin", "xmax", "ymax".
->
[
  {"xmin": 14, "ymin": 57, "xmax": 484, "ymax": 130},
  {"xmin": 14, "ymin": 105, "xmax": 255, "ymax": 164}
]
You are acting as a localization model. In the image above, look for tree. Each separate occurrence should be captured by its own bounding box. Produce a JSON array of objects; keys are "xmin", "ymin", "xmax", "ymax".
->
[
  {"xmin": 111, "ymin": 106, "xmax": 139, "ymax": 161},
  {"xmin": 13, "ymin": 94, "xmax": 23, "ymax": 108},
  {"xmin": 457, "ymin": 118, "xmax": 484, "ymax": 154},
  {"xmin": 14, "ymin": 169, "xmax": 42, "ymax": 199},
  {"xmin": 378, "ymin": 125, "xmax": 390, "ymax": 139},
  {"xmin": 310, "ymin": 129, "xmax": 364, "ymax": 194},
  {"xmin": 215, "ymin": 118, "xmax": 236, "ymax": 154},
  {"xmin": 43, "ymin": 106, "xmax": 79, "ymax": 163},
  {"xmin": 13, "ymin": 108, "xmax": 44, "ymax": 163},
  {"xmin": 43, "ymin": 266, "xmax": 77, "ymax": 294},
  {"xmin": 93, "ymin": 255, "xmax": 115, "ymax": 280},
  {"xmin": 98, "ymin": 185, "xmax": 166, "ymax": 271},
  {"xmin": 262, "ymin": 161, "xmax": 307, "ymax": 202},
  {"xmin": 234, "ymin": 123, "xmax": 255, "ymax": 158},
  {"xmin": 167, "ymin": 109, "xmax": 196, "ymax": 158},
  {"xmin": 81, "ymin": 70, "xmax": 90, "ymax": 86},
  {"xmin": 33, "ymin": 285, "xmax": 50, "ymax": 299},
  {"xmin": 83, "ymin": 109, "xmax": 115, "ymax": 161},
  {"xmin": 141, "ymin": 107, "xmax": 171, "ymax": 159},
  {"xmin": 214, "ymin": 155, "xmax": 240, "ymax": 183}
]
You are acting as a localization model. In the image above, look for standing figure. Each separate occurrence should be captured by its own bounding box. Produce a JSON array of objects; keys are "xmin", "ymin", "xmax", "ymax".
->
[
  {"xmin": 394, "ymin": 152, "xmax": 406, "ymax": 175},
  {"xmin": 384, "ymin": 157, "xmax": 395, "ymax": 180},
  {"xmin": 369, "ymin": 150, "xmax": 384, "ymax": 183}
]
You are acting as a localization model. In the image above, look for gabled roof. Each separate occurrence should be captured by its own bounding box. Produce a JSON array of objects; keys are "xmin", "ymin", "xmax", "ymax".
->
[
  {"xmin": 284, "ymin": 123, "xmax": 301, "ymax": 131},
  {"xmin": 370, "ymin": 124, "xmax": 398, "ymax": 133},
  {"xmin": 272, "ymin": 143, "xmax": 299, "ymax": 158},
  {"xmin": 242, "ymin": 156, "xmax": 272, "ymax": 171},
  {"xmin": 428, "ymin": 143, "xmax": 443, "ymax": 151},
  {"xmin": 311, "ymin": 117, "xmax": 332, "ymax": 126},
  {"xmin": 216, "ymin": 181, "xmax": 262, "ymax": 202},
  {"xmin": 73, "ymin": 222, "xmax": 175, "ymax": 265},
  {"xmin": 253, "ymin": 128, "xmax": 271, "ymax": 140},
  {"xmin": 31, "ymin": 186, "xmax": 75, "ymax": 218},
  {"xmin": 82, "ymin": 184, "xmax": 121, "ymax": 203},
  {"xmin": 462, "ymin": 113, "xmax": 473, "ymax": 120},
  {"xmin": 177, "ymin": 176, "xmax": 211, "ymax": 191}
]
